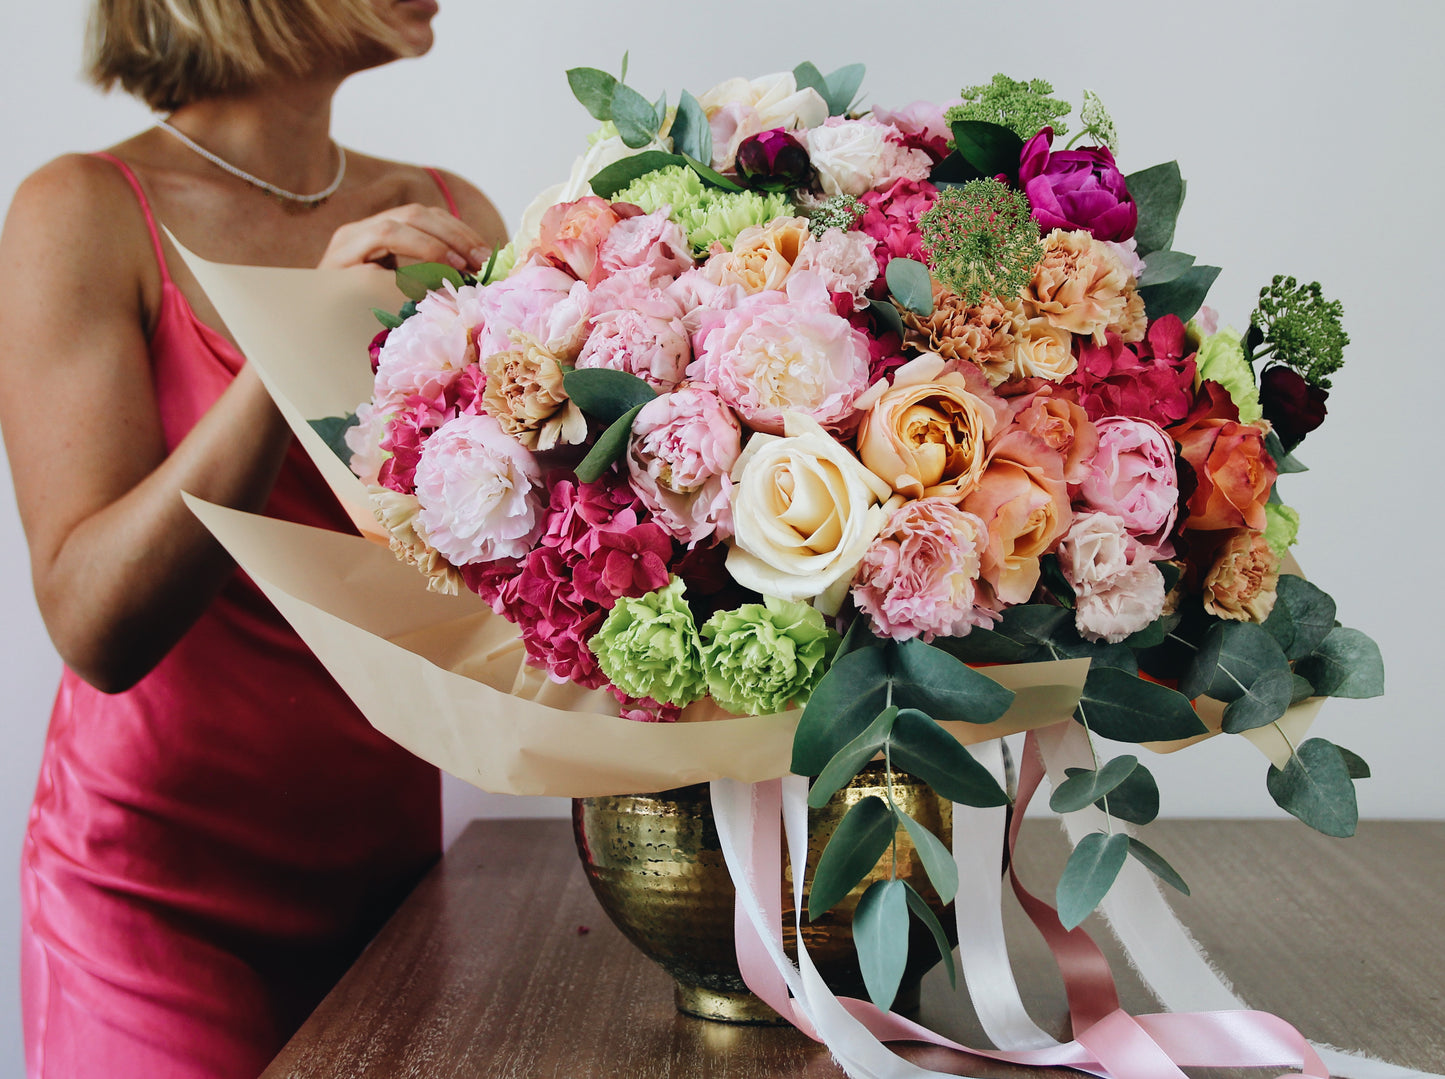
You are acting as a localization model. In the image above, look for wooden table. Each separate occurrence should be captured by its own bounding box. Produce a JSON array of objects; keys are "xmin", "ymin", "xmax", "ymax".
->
[{"xmin": 262, "ymin": 818, "xmax": 1445, "ymax": 1078}]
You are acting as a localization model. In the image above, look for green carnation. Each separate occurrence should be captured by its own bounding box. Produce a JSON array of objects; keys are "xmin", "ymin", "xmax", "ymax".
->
[
  {"xmin": 1264, "ymin": 502, "xmax": 1300, "ymax": 560},
  {"xmin": 1195, "ymin": 327, "xmax": 1262, "ymax": 423},
  {"xmin": 700, "ymin": 597, "xmax": 840, "ymax": 716},
  {"xmin": 614, "ymin": 165, "xmax": 794, "ymax": 256},
  {"xmin": 590, "ymin": 578, "xmax": 707, "ymax": 707}
]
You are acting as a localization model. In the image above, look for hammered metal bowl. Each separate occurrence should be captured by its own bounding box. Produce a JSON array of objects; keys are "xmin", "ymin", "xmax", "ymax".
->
[{"xmin": 572, "ymin": 765, "xmax": 954, "ymax": 1023}]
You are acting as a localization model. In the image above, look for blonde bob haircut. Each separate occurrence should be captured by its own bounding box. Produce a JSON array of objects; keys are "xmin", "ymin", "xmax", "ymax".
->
[{"xmin": 85, "ymin": 0, "xmax": 398, "ymax": 112}]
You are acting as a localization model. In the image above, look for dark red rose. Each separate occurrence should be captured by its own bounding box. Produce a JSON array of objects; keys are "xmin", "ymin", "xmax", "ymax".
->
[{"xmin": 1259, "ymin": 365, "xmax": 1328, "ymax": 452}]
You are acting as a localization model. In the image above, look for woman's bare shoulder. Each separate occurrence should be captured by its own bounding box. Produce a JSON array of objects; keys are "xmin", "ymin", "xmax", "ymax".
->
[{"xmin": 346, "ymin": 152, "xmax": 508, "ymax": 248}]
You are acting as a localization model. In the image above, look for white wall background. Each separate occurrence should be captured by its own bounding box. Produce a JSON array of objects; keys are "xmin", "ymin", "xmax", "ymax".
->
[{"xmin": 0, "ymin": 0, "xmax": 1440, "ymax": 1073}]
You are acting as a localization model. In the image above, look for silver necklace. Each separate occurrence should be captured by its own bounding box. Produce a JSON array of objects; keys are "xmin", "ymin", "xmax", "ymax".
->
[{"xmin": 154, "ymin": 118, "xmax": 346, "ymax": 208}]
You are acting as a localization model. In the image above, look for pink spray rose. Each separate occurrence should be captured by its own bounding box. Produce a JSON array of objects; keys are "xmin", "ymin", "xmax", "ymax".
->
[
  {"xmin": 687, "ymin": 271, "xmax": 870, "ymax": 434},
  {"xmin": 1018, "ymin": 127, "xmax": 1137, "ymax": 243},
  {"xmin": 1076, "ymin": 417, "xmax": 1180, "ymax": 554},
  {"xmin": 411, "ymin": 413, "xmax": 543, "ymax": 566},
  {"xmin": 852, "ymin": 498, "xmax": 999, "ymax": 642},
  {"xmin": 626, "ymin": 386, "xmax": 742, "ymax": 545}
]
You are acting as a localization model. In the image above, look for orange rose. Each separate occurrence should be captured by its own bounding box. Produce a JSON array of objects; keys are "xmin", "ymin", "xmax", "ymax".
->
[
  {"xmin": 855, "ymin": 354, "xmax": 1004, "ymax": 500},
  {"xmin": 530, "ymin": 196, "xmax": 622, "ymax": 285},
  {"xmin": 1170, "ymin": 381, "xmax": 1277, "ymax": 532},
  {"xmin": 961, "ymin": 429, "xmax": 1073, "ymax": 604}
]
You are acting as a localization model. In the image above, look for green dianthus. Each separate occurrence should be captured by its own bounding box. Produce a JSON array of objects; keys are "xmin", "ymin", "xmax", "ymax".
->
[
  {"xmin": 614, "ymin": 165, "xmax": 794, "ymax": 256},
  {"xmin": 700, "ymin": 597, "xmax": 840, "ymax": 716},
  {"xmin": 946, "ymin": 74, "xmax": 1071, "ymax": 141},
  {"xmin": 590, "ymin": 578, "xmax": 707, "ymax": 707},
  {"xmin": 917, "ymin": 180, "xmax": 1043, "ymax": 305}
]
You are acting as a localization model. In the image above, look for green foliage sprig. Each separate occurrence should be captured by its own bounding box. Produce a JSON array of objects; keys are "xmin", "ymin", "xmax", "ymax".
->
[
  {"xmin": 945, "ymin": 74, "xmax": 1072, "ymax": 141},
  {"xmin": 1245, "ymin": 275, "xmax": 1350, "ymax": 389},
  {"xmin": 917, "ymin": 180, "xmax": 1043, "ymax": 305}
]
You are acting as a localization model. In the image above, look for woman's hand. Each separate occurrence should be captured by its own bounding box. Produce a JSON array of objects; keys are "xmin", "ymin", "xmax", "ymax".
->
[{"xmin": 317, "ymin": 202, "xmax": 492, "ymax": 272}]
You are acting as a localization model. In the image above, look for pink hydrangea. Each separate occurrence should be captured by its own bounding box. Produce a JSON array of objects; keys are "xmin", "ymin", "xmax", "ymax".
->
[
  {"xmin": 597, "ymin": 208, "xmax": 693, "ymax": 285},
  {"xmin": 858, "ymin": 177, "xmax": 938, "ymax": 281},
  {"xmin": 1076, "ymin": 417, "xmax": 1179, "ymax": 554},
  {"xmin": 627, "ymin": 386, "xmax": 742, "ymax": 545},
  {"xmin": 372, "ymin": 282, "xmax": 475, "ymax": 412},
  {"xmin": 687, "ymin": 271, "xmax": 870, "ymax": 434},
  {"xmin": 411, "ymin": 413, "xmax": 543, "ymax": 565},
  {"xmin": 851, "ymin": 498, "xmax": 999, "ymax": 642}
]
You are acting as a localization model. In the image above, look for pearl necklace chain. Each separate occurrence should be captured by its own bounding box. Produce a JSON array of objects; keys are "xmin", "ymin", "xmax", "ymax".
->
[{"xmin": 154, "ymin": 119, "xmax": 346, "ymax": 208}]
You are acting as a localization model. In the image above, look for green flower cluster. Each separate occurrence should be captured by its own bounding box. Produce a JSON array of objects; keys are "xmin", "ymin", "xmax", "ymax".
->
[
  {"xmin": 590, "ymin": 578, "xmax": 707, "ymax": 707},
  {"xmin": 613, "ymin": 166, "xmax": 794, "ymax": 255},
  {"xmin": 700, "ymin": 598, "xmax": 839, "ymax": 716},
  {"xmin": 946, "ymin": 74, "xmax": 1072, "ymax": 141},
  {"xmin": 1247, "ymin": 276, "xmax": 1349, "ymax": 389},
  {"xmin": 1194, "ymin": 327, "xmax": 1263, "ymax": 423},
  {"xmin": 918, "ymin": 179, "xmax": 1043, "ymax": 305},
  {"xmin": 806, "ymin": 193, "xmax": 867, "ymax": 239}
]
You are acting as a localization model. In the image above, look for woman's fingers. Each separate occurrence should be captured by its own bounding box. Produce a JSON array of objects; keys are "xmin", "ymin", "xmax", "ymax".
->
[{"xmin": 318, "ymin": 204, "xmax": 492, "ymax": 271}]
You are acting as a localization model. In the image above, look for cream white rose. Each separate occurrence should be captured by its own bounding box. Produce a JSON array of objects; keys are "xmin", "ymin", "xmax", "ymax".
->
[
  {"xmin": 727, "ymin": 412, "xmax": 893, "ymax": 613},
  {"xmin": 698, "ymin": 72, "xmax": 828, "ymax": 171}
]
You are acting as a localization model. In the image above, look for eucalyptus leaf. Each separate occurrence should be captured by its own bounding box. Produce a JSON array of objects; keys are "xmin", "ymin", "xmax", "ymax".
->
[
  {"xmin": 1056, "ymin": 832, "xmax": 1129, "ymax": 931},
  {"xmin": 896, "ymin": 806, "xmax": 958, "ymax": 904},
  {"xmin": 1181, "ymin": 620, "xmax": 1292, "ymax": 705},
  {"xmin": 835, "ymin": 614, "xmax": 882, "ymax": 661},
  {"xmin": 1122, "ymin": 609, "xmax": 1182, "ymax": 650},
  {"xmin": 566, "ymin": 67, "xmax": 618, "ymax": 121},
  {"xmin": 1126, "ymin": 161, "xmax": 1185, "ymax": 256},
  {"xmin": 1137, "ymin": 250, "xmax": 1197, "ymax": 288},
  {"xmin": 588, "ymin": 150, "xmax": 687, "ymax": 199},
  {"xmin": 889, "ymin": 710, "xmax": 1009, "ymax": 807},
  {"xmin": 885, "ymin": 258, "xmax": 934, "ymax": 316},
  {"xmin": 1220, "ymin": 664, "xmax": 1294, "ymax": 733},
  {"xmin": 904, "ymin": 882, "xmax": 956, "ymax": 988},
  {"xmin": 1294, "ymin": 628, "xmax": 1384, "ymax": 699},
  {"xmin": 679, "ymin": 153, "xmax": 746, "ymax": 192},
  {"xmin": 1092, "ymin": 761, "xmax": 1160, "ymax": 825},
  {"xmin": 370, "ymin": 307, "xmax": 404, "ymax": 330},
  {"xmin": 890, "ymin": 638, "xmax": 1014, "ymax": 724},
  {"xmin": 574, "ymin": 402, "xmax": 645, "ymax": 483},
  {"xmin": 853, "ymin": 879, "xmax": 910, "ymax": 1012},
  {"xmin": 394, "ymin": 262, "xmax": 464, "ymax": 302},
  {"xmin": 309, "ymin": 414, "xmax": 359, "ymax": 468},
  {"xmin": 1049, "ymin": 755, "xmax": 1138, "ymax": 814},
  {"xmin": 870, "ymin": 298, "xmax": 907, "ymax": 341},
  {"xmin": 1126, "ymin": 836, "xmax": 1190, "ymax": 895},
  {"xmin": 1291, "ymin": 674, "xmax": 1316, "ymax": 704},
  {"xmin": 808, "ymin": 706, "xmax": 897, "ymax": 808},
  {"xmin": 822, "ymin": 63, "xmax": 867, "ymax": 116},
  {"xmin": 793, "ymin": 647, "xmax": 889, "ymax": 775},
  {"xmin": 1266, "ymin": 738, "xmax": 1358, "ymax": 837},
  {"xmin": 668, "ymin": 90, "xmax": 712, "ymax": 165},
  {"xmin": 619, "ymin": 51, "xmax": 628, "ymax": 85},
  {"xmin": 611, "ymin": 82, "xmax": 663, "ymax": 148},
  {"xmin": 561, "ymin": 367, "xmax": 655, "ymax": 423},
  {"xmin": 1138, "ymin": 264, "xmax": 1221, "ymax": 324},
  {"xmin": 932, "ymin": 627, "xmax": 1040, "ymax": 665},
  {"xmin": 1045, "ymin": 635, "xmax": 1138, "ymax": 675},
  {"xmin": 1075, "ymin": 666, "xmax": 1206, "ymax": 742},
  {"xmin": 808, "ymin": 796, "xmax": 896, "ymax": 919},
  {"xmin": 950, "ymin": 120, "xmax": 1024, "ymax": 181},
  {"xmin": 1268, "ymin": 576, "xmax": 1334, "ymax": 660},
  {"xmin": 1264, "ymin": 429, "xmax": 1309, "ymax": 473},
  {"xmin": 792, "ymin": 61, "xmax": 828, "ymax": 101},
  {"xmin": 1335, "ymin": 745, "xmax": 1372, "ymax": 780}
]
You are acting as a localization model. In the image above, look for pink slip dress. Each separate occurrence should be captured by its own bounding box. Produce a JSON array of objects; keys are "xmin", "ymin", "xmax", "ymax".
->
[{"xmin": 20, "ymin": 154, "xmax": 453, "ymax": 1078}]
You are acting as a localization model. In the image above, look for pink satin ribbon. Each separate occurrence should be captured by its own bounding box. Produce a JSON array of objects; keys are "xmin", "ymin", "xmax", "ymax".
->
[{"xmin": 721, "ymin": 722, "xmax": 1332, "ymax": 1079}]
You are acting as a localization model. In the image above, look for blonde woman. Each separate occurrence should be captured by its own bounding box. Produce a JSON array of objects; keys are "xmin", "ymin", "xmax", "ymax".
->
[{"xmin": 0, "ymin": 2, "xmax": 505, "ymax": 1075}]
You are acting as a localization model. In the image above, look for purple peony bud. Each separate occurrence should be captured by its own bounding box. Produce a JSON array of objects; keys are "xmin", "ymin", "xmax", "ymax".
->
[
  {"xmin": 1018, "ymin": 127, "xmax": 1137, "ymax": 243},
  {"xmin": 1259, "ymin": 365, "xmax": 1328, "ymax": 451},
  {"xmin": 735, "ymin": 128, "xmax": 813, "ymax": 192}
]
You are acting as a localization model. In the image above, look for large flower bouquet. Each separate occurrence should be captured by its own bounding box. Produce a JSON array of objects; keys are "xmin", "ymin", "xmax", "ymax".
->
[{"xmin": 331, "ymin": 61, "xmax": 1384, "ymax": 1014}]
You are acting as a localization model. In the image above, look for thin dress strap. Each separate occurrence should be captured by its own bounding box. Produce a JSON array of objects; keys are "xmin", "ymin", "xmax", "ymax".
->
[
  {"xmin": 424, "ymin": 167, "xmax": 461, "ymax": 218},
  {"xmin": 90, "ymin": 151, "xmax": 172, "ymax": 286}
]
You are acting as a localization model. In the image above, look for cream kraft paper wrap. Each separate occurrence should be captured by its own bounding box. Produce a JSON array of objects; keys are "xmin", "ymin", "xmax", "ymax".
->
[{"xmin": 175, "ymin": 239, "xmax": 1315, "ymax": 796}]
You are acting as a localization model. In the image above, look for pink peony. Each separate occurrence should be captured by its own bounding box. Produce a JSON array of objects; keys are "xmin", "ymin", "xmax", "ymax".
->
[
  {"xmin": 793, "ymin": 227, "xmax": 880, "ymax": 309},
  {"xmin": 627, "ymin": 386, "xmax": 742, "ymax": 545},
  {"xmin": 858, "ymin": 177, "xmax": 938, "ymax": 281},
  {"xmin": 665, "ymin": 268, "xmax": 748, "ymax": 335},
  {"xmin": 345, "ymin": 402, "xmax": 389, "ymax": 487},
  {"xmin": 1076, "ymin": 417, "xmax": 1179, "ymax": 553},
  {"xmin": 463, "ymin": 264, "xmax": 591, "ymax": 361},
  {"xmin": 852, "ymin": 498, "xmax": 999, "ymax": 642},
  {"xmin": 412, "ymin": 413, "xmax": 542, "ymax": 566},
  {"xmin": 597, "ymin": 208, "xmax": 693, "ymax": 285},
  {"xmin": 1018, "ymin": 127, "xmax": 1137, "ymax": 243},
  {"xmin": 577, "ymin": 307, "xmax": 691, "ymax": 390},
  {"xmin": 687, "ymin": 271, "xmax": 870, "ymax": 434},
  {"xmin": 372, "ymin": 283, "xmax": 475, "ymax": 412}
]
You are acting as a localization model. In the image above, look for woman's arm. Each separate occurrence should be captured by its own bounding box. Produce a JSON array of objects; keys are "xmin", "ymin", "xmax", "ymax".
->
[{"xmin": 0, "ymin": 156, "xmax": 506, "ymax": 693}]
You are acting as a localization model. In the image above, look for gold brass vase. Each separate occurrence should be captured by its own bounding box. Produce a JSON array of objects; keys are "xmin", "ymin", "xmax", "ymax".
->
[{"xmin": 571, "ymin": 764, "xmax": 954, "ymax": 1024}]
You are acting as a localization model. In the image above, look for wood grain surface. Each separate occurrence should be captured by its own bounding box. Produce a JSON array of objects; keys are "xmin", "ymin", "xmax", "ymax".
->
[{"xmin": 261, "ymin": 818, "xmax": 1445, "ymax": 1079}]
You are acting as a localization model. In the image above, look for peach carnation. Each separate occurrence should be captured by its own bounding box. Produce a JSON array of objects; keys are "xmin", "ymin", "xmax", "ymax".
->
[
  {"xmin": 481, "ymin": 334, "xmax": 588, "ymax": 451},
  {"xmin": 1022, "ymin": 228, "xmax": 1146, "ymax": 345},
  {"xmin": 1203, "ymin": 529, "xmax": 1281, "ymax": 622},
  {"xmin": 901, "ymin": 280, "xmax": 1024, "ymax": 386}
]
